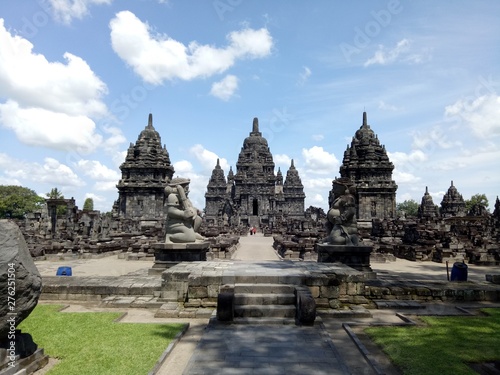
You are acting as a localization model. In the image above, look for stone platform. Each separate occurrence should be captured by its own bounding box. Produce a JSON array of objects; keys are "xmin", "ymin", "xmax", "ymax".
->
[
  {"xmin": 38, "ymin": 260, "xmax": 500, "ymax": 314},
  {"xmin": 150, "ymin": 241, "xmax": 210, "ymax": 275},
  {"xmin": 316, "ymin": 243, "xmax": 373, "ymax": 273}
]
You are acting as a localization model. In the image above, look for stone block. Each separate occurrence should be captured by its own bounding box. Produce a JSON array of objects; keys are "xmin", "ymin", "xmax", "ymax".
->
[
  {"xmin": 320, "ymin": 286, "xmax": 340, "ymax": 299},
  {"xmin": 308, "ymin": 286, "xmax": 320, "ymax": 298},
  {"xmin": 486, "ymin": 274, "xmax": 500, "ymax": 284},
  {"xmin": 207, "ymin": 284, "xmax": 220, "ymax": 298},
  {"xmin": 189, "ymin": 286, "xmax": 208, "ymax": 299}
]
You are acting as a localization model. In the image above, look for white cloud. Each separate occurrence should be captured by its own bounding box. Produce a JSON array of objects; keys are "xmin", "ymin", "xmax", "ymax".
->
[
  {"xmin": 378, "ymin": 100, "xmax": 401, "ymax": 111},
  {"xmin": 189, "ymin": 144, "xmax": 229, "ymax": 173},
  {"xmin": 301, "ymin": 146, "xmax": 339, "ymax": 174},
  {"xmin": 297, "ymin": 66, "xmax": 311, "ymax": 85},
  {"xmin": 411, "ymin": 126, "xmax": 460, "ymax": 150},
  {"xmin": 76, "ymin": 160, "xmax": 121, "ymax": 181},
  {"xmin": 0, "ymin": 20, "xmax": 108, "ymax": 117},
  {"xmin": 109, "ymin": 11, "xmax": 273, "ymax": 84},
  {"xmin": 48, "ymin": 0, "xmax": 113, "ymax": 25},
  {"xmin": 102, "ymin": 125, "xmax": 126, "ymax": 148},
  {"xmin": 0, "ymin": 101, "xmax": 103, "ymax": 153},
  {"xmin": 392, "ymin": 169, "xmax": 421, "ymax": 184},
  {"xmin": 364, "ymin": 39, "xmax": 429, "ymax": 67},
  {"xmin": 210, "ymin": 75, "xmax": 239, "ymax": 101},
  {"xmin": 173, "ymin": 160, "xmax": 194, "ymax": 176},
  {"xmin": 274, "ymin": 154, "xmax": 291, "ymax": 167},
  {"xmin": 388, "ymin": 150, "xmax": 427, "ymax": 166},
  {"xmin": 312, "ymin": 134, "xmax": 324, "ymax": 141},
  {"xmin": 92, "ymin": 181, "xmax": 118, "ymax": 192},
  {"xmin": 0, "ymin": 153, "xmax": 85, "ymax": 189},
  {"xmin": 445, "ymin": 94, "xmax": 500, "ymax": 138}
]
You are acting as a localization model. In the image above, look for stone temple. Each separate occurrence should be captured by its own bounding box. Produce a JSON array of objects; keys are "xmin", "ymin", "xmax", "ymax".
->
[
  {"xmin": 112, "ymin": 114, "xmax": 175, "ymax": 232},
  {"xmin": 204, "ymin": 117, "xmax": 305, "ymax": 230},
  {"xmin": 339, "ymin": 112, "xmax": 397, "ymax": 222}
]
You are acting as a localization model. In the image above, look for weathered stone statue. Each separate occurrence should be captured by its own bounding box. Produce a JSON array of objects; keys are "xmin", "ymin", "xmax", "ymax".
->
[
  {"xmin": 316, "ymin": 178, "xmax": 373, "ymax": 275},
  {"xmin": 150, "ymin": 178, "xmax": 209, "ymax": 274},
  {"xmin": 325, "ymin": 177, "xmax": 359, "ymax": 246},
  {"xmin": 164, "ymin": 177, "xmax": 204, "ymax": 243},
  {"xmin": 0, "ymin": 220, "xmax": 48, "ymax": 371}
]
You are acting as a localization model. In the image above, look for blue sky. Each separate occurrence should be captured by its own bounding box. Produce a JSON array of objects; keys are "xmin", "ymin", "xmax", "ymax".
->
[{"xmin": 0, "ymin": 0, "xmax": 499, "ymax": 213}]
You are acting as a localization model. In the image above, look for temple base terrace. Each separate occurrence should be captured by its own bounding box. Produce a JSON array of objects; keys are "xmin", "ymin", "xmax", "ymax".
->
[{"xmin": 39, "ymin": 259, "xmax": 500, "ymax": 318}]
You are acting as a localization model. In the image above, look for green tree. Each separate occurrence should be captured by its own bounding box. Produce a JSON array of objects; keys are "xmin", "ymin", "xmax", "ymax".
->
[
  {"xmin": 0, "ymin": 185, "xmax": 45, "ymax": 219},
  {"xmin": 46, "ymin": 187, "xmax": 67, "ymax": 216},
  {"xmin": 83, "ymin": 197, "xmax": 94, "ymax": 211},
  {"xmin": 46, "ymin": 187, "xmax": 64, "ymax": 199},
  {"xmin": 396, "ymin": 199, "xmax": 419, "ymax": 217},
  {"xmin": 465, "ymin": 193, "xmax": 489, "ymax": 212}
]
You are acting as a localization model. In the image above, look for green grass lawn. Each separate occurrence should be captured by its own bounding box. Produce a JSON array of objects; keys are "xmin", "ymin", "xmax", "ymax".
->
[
  {"xmin": 18, "ymin": 304, "xmax": 186, "ymax": 375},
  {"xmin": 365, "ymin": 308, "xmax": 500, "ymax": 375}
]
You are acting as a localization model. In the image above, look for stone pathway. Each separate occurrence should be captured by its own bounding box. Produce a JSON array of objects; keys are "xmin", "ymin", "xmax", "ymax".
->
[
  {"xmin": 182, "ymin": 319, "xmax": 350, "ymax": 375},
  {"xmin": 232, "ymin": 233, "xmax": 280, "ymax": 261}
]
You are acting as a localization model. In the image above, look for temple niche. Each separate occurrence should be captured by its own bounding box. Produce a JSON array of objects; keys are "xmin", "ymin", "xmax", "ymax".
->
[
  {"xmin": 113, "ymin": 114, "xmax": 175, "ymax": 231},
  {"xmin": 339, "ymin": 112, "xmax": 398, "ymax": 222},
  {"xmin": 204, "ymin": 117, "xmax": 305, "ymax": 230}
]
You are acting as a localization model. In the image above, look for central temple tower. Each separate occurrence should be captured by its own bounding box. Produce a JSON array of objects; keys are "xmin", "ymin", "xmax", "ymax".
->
[{"xmin": 204, "ymin": 117, "xmax": 305, "ymax": 229}]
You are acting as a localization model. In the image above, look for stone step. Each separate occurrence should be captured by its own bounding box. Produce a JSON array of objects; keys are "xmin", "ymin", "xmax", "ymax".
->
[
  {"xmin": 234, "ymin": 293, "xmax": 295, "ymax": 306},
  {"xmin": 234, "ymin": 304, "xmax": 296, "ymax": 318},
  {"xmin": 234, "ymin": 283, "xmax": 296, "ymax": 294}
]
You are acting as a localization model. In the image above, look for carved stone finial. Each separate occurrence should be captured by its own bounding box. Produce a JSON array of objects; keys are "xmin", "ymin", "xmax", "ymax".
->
[
  {"xmin": 362, "ymin": 111, "xmax": 367, "ymax": 126},
  {"xmin": 148, "ymin": 113, "xmax": 153, "ymax": 128},
  {"xmin": 252, "ymin": 117, "xmax": 259, "ymax": 133}
]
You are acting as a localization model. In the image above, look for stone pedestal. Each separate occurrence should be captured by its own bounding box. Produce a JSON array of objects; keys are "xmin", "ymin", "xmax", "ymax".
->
[
  {"xmin": 149, "ymin": 241, "xmax": 210, "ymax": 275},
  {"xmin": 316, "ymin": 243, "xmax": 373, "ymax": 273}
]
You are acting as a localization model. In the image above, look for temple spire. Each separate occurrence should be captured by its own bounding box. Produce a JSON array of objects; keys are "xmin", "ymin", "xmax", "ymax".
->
[
  {"xmin": 252, "ymin": 117, "xmax": 259, "ymax": 133},
  {"xmin": 148, "ymin": 113, "xmax": 153, "ymax": 128},
  {"xmin": 362, "ymin": 111, "xmax": 367, "ymax": 127}
]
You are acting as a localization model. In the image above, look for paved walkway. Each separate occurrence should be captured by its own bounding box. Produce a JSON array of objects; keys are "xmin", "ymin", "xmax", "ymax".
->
[
  {"xmin": 181, "ymin": 320, "xmax": 350, "ymax": 375},
  {"xmin": 232, "ymin": 233, "xmax": 281, "ymax": 261}
]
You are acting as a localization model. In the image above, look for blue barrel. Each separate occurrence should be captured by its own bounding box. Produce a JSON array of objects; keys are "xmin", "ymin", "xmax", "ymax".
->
[
  {"xmin": 56, "ymin": 266, "xmax": 72, "ymax": 276},
  {"xmin": 450, "ymin": 262, "xmax": 467, "ymax": 282}
]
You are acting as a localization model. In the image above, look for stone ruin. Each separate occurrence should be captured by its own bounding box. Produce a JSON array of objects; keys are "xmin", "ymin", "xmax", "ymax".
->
[
  {"xmin": 15, "ymin": 114, "xmax": 240, "ymax": 261},
  {"xmin": 367, "ymin": 183, "xmax": 500, "ymax": 265},
  {"xmin": 9, "ymin": 112, "xmax": 500, "ymax": 267}
]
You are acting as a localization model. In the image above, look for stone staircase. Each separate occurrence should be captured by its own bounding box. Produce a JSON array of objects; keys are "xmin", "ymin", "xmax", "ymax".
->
[
  {"xmin": 217, "ymin": 282, "xmax": 316, "ymax": 324},
  {"xmin": 233, "ymin": 283, "xmax": 297, "ymax": 319}
]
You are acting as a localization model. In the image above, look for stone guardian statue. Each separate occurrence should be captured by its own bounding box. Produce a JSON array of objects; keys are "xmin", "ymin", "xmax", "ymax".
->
[{"xmin": 164, "ymin": 177, "xmax": 204, "ymax": 243}]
